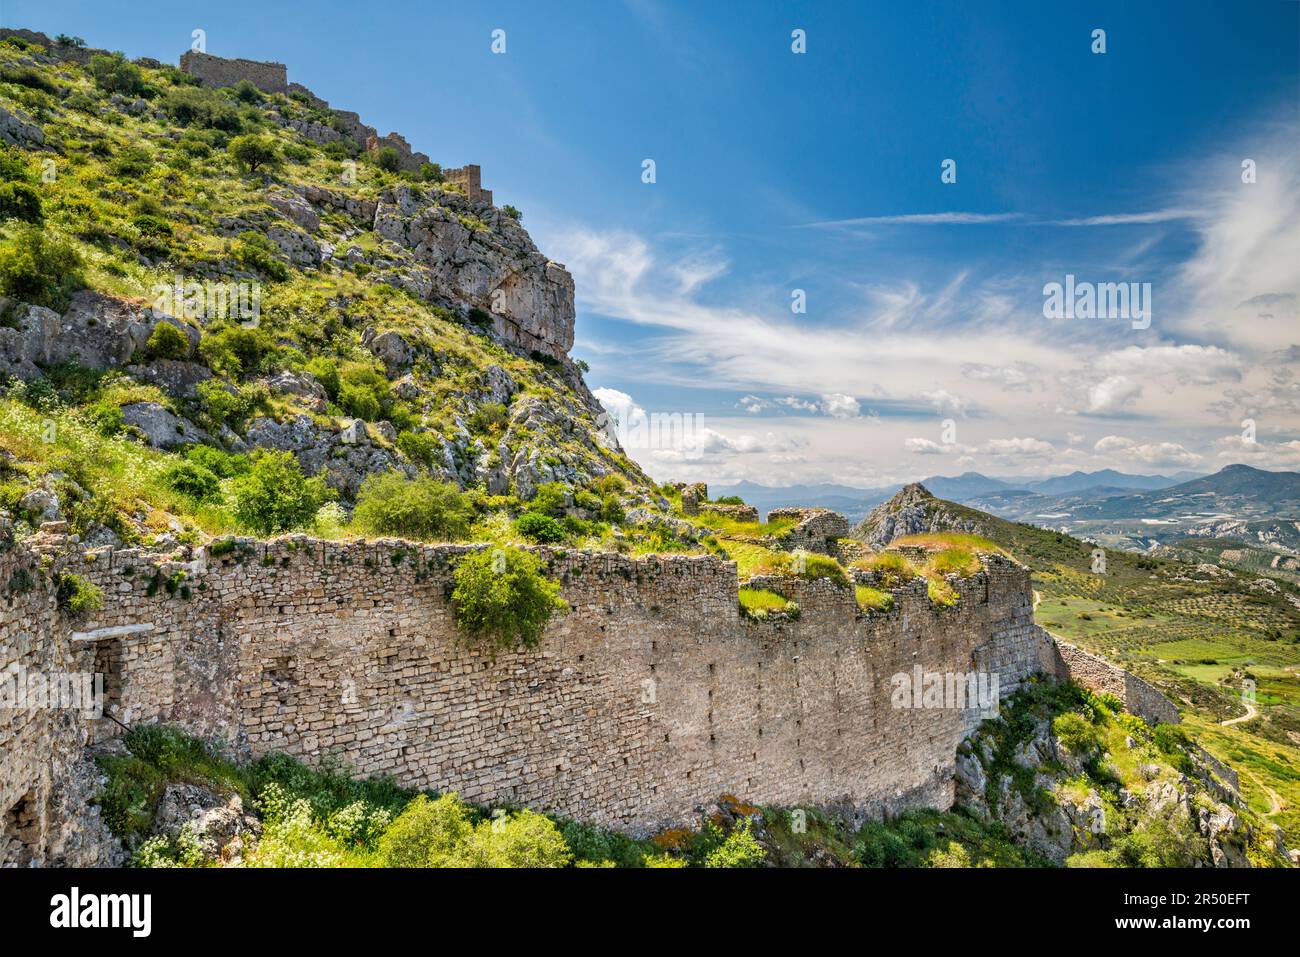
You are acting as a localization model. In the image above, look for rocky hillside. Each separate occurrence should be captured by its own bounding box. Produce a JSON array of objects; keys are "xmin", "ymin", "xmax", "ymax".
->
[
  {"xmin": 956, "ymin": 680, "xmax": 1289, "ymax": 867},
  {"xmin": 0, "ymin": 29, "xmax": 664, "ymax": 548},
  {"xmin": 851, "ymin": 482, "xmax": 985, "ymax": 548}
]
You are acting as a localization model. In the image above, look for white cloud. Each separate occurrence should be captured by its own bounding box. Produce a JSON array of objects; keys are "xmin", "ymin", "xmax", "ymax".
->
[
  {"xmin": 983, "ymin": 437, "xmax": 1055, "ymax": 458},
  {"xmin": 1052, "ymin": 208, "xmax": 1201, "ymax": 226},
  {"xmin": 819, "ymin": 393, "xmax": 861, "ymax": 419},
  {"xmin": 804, "ymin": 212, "xmax": 1023, "ymax": 228},
  {"xmin": 1085, "ymin": 376, "xmax": 1143, "ymax": 414},
  {"xmin": 905, "ymin": 437, "xmax": 945, "ymax": 455},
  {"xmin": 1094, "ymin": 435, "xmax": 1201, "ymax": 467}
]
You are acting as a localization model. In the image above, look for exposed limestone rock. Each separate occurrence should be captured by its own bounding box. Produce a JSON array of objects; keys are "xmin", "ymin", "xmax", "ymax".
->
[
  {"xmin": 266, "ymin": 187, "xmax": 320, "ymax": 233},
  {"xmin": 244, "ymin": 413, "xmax": 415, "ymax": 497},
  {"xmin": 121, "ymin": 402, "xmax": 210, "ymax": 448},
  {"xmin": 0, "ymin": 104, "xmax": 44, "ymax": 148},
  {"xmin": 152, "ymin": 784, "xmax": 261, "ymax": 864},
  {"xmin": 852, "ymin": 483, "xmax": 982, "ymax": 549},
  {"xmin": 370, "ymin": 184, "xmax": 575, "ymax": 359},
  {"xmin": 362, "ymin": 328, "xmax": 415, "ymax": 377},
  {"xmin": 267, "ymin": 223, "xmax": 322, "ymax": 267}
]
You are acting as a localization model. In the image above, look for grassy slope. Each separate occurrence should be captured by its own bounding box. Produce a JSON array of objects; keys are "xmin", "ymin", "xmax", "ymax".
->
[{"xmin": 0, "ymin": 39, "xmax": 654, "ymax": 545}]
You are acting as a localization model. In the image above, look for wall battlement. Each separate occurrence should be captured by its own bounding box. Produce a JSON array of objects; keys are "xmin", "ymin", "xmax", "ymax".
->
[
  {"xmin": 175, "ymin": 51, "xmax": 492, "ymax": 200},
  {"xmin": 179, "ymin": 50, "xmax": 287, "ymax": 94},
  {"xmin": 1, "ymin": 529, "xmax": 1179, "ymax": 863}
]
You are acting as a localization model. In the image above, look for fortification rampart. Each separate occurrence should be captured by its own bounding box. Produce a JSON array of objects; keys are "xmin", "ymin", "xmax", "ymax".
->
[
  {"xmin": 3, "ymin": 527, "xmax": 1183, "ymax": 863},
  {"xmin": 179, "ymin": 50, "xmax": 287, "ymax": 93}
]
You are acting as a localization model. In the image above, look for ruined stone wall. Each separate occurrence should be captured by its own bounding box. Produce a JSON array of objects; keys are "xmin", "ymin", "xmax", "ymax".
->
[
  {"xmin": 1049, "ymin": 640, "xmax": 1180, "ymax": 727},
  {"xmin": 46, "ymin": 539, "xmax": 1057, "ymax": 835},
  {"xmin": 768, "ymin": 508, "xmax": 851, "ymax": 555},
  {"xmin": 179, "ymin": 51, "xmax": 287, "ymax": 94},
  {"xmin": 0, "ymin": 540, "xmax": 121, "ymax": 866}
]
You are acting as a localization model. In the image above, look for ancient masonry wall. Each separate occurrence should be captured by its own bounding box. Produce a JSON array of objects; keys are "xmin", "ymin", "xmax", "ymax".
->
[
  {"xmin": 179, "ymin": 50, "xmax": 287, "ymax": 94},
  {"xmin": 1049, "ymin": 640, "xmax": 1181, "ymax": 727},
  {"xmin": 5, "ymin": 537, "xmax": 1065, "ymax": 846},
  {"xmin": 0, "ymin": 542, "xmax": 122, "ymax": 866}
]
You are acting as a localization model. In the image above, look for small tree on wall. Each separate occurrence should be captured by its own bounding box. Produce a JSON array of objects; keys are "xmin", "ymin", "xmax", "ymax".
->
[{"xmin": 450, "ymin": 547, "xmax": 567, "ymax": 652}]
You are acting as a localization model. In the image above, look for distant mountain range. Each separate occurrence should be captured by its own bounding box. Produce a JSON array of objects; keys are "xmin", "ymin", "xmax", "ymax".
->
[{"xmin": 711, "ymin": 468, "xmax": 1210, "ymax": 523}]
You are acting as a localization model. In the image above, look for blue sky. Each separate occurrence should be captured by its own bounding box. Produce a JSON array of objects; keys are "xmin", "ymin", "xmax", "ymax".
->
[{"xmin": 9, "ymin": 0, "xmax": 1299, "ymax": 485}]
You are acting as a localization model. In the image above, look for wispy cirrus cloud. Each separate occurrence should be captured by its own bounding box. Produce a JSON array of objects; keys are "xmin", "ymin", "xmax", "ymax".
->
[
  {"xmin": 1050, "ymin": 208, "xmax": 1202, "ymax": 226},
  {"xmin": 801, "ymin": 211, "xmax": 1023, "ymax": 228}
]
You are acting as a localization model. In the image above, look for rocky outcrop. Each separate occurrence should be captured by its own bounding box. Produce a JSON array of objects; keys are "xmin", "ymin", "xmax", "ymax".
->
[
  {"xmin": 0, "ymin": 104, "xmax": 44, "ymax": 148},
  {"xmin": 244, "ymin": 414, "xmax": 414, "ymax": 498},
  {"xmin": 955, "ymin": 697, "xmax": 1287, "ymax": 867},
  {"xmin": 852, "ymin": 483, "xmax": 983, "ymax": 549},
  {"xmin": 368, "ymin": 184, "xmax": 575, "ymax": 359},
  {"xmin": 152, "ymin": 783, "xmax": 261, "ymax": 865}
]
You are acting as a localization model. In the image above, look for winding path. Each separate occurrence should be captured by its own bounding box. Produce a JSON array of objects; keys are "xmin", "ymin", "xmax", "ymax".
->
[{"xmin": 1221, "ymin": 698, "xmax": 1258, "ymax": 727}]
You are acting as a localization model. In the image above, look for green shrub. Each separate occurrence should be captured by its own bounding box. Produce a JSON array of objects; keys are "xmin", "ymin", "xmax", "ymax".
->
[
  {"xmin": 0, "ymin": 226, "xmax": 85, "ymax": 311},
  {"xmin": 351, "ymin": 471, "xmax": 474, "ymax": 541},
  {"xmin": 198, "ymin": 324, "xmax": 276, "ymax": 378},
  {"xmin": 162, "ymin": 86, "xmax": 242, "ymax": 131},
  {"xmin": 395, "ymin": 430, "xmax": 441, "ymax": 471},
  {"xmin": 702, "ymin": 820, "xmax": 765, "ymax": 868},
  {"xmin": 232, "ymin": 231, "xmax": 288, "ymax": 281},
  {"xmin": 196, "ymin": 379, "xmax": 269, "ymax": 428},
  {"xmin": 450, "ymin": 547, "xmax": 568, "ymax": 651},
  {"xmin": 231, "ymin": 79, "xmax": 263, "ymax": 104},
  {"xmin": 229, "ymin": 133, "xmax": 279, "ymax": 173},
  {"xmin": 459, "ymin": 810, "xmax": 572, "ymax": 868},
  {"xmin": 0, "ymin": 181, "xmax": 43, "ymax": 224},
  {"xmin": 144, "ymin": 322, "xmax": 190, "ymax": 360},
  {"xmin": 599, "ymin": 494, "xmax": 625, "ymax": 524},
  {"xmin": 527, "ymin": 482, "xmax": 568, "ymax": 518},
  {"xmin": 377, "ymin": 793, "xmax": 474, "ymax": 867},
  {"xmin": 1052, "ymin": 712, "xmax": 1100, "ymax": 755},
  {"xmin": 514, "ymin": 511, "xmax": 565, "ymax": 544},
  {"xmin": 468, "ymin": 401, "xmax": 508, "ymax": 434},
  {"xmin": 57, "ymin": 573, "xmax": 104, "ymax": 617},
  {"xmin": 109, "ymin": 146, "xmax": 153, "ymax": 178},
  {"xmin": 418, "ymin": 162, "xmax": 443, "ymax": 182},
  {"xmin": 230, "ymin": 450, "xmax": 334, "ymax": 535},
  {"xmin": 374, "ymin": 146, "xmax": 402, "ymax": 172},
  {"xmin": 162, "ymin": 459, "xmax": 221, "ymax": 503},
  {"xmin": 184, "ymin": 444, "xmax": 248, "ymax": 478},
  {"xmin": 502, "ymin": 205, "xmax": 522, "ymax": 221},
  {"xmin": 0, "ymin": 65, "xmax": 58, "ymax": 94},
  {"xmin": 88, "ymin": 52, "xmax": 146, "ymax": 95}
]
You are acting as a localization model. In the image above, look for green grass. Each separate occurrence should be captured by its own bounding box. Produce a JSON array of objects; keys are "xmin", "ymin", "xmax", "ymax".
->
[
  {"xmin": 855, "ymin": 584, "xmax": 894, "ymax": 612},
  {"xmin": 738, "ymin": 586, "xmax": 799, "ymax": 621}
]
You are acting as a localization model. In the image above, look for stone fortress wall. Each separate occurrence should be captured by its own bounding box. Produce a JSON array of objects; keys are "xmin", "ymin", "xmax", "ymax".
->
[
  {"xmin": 3, "ymin": 514, "xmax": 1180, "ymax": 863},
  {"xmin": 178, "ymin": 50, "xmax": 491, "ymax": 198},
  {"xmin": 179, "ymin": 50, "xmax": 288, "ymax": 94}
]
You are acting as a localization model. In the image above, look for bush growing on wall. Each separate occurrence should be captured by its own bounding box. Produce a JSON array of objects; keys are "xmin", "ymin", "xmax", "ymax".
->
[{"xmin": 450, "ymin": 546, "xmax": 567, "ymax": 651}]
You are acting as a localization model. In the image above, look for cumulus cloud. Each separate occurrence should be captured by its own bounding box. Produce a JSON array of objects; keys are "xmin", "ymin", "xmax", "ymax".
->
[
  {"xmin": 1085, "ymin": 375, "xmax": 1144, "ymax": 414},
  {"xmin": 983, "ymin": 437, "xmax": 1055, "ymax": 458},
  {"xmin": 1094, "ymin": 435, "xmax": 1201, "ymax": 467}
]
